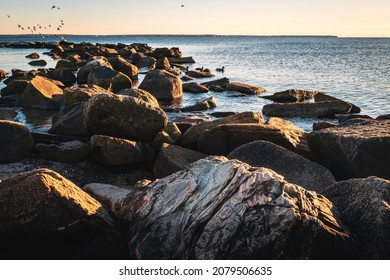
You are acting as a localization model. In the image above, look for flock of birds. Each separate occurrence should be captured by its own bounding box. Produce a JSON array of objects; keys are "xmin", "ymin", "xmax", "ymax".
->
[{"xmin": 6, "ymin": 5, "xmax": 64, "ymax": 36}]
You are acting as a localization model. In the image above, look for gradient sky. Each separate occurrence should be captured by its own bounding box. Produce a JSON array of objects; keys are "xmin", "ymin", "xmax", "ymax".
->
[{"xmin": 1, "ymin": 0, "xmax": 389, "ymax": 37}]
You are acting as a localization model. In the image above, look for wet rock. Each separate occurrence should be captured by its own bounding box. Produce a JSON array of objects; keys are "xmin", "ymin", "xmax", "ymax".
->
[
  {"xmin": 117, "ymin": 88, "xmax": 158, "ymax": 107},
  {"xmin": 228, "ymin": 140, "xmax": 335, "ymax": 192},
  {"xmin": 262, "ymin": 89, "xmax": 319, "ymax": 102},
  {"xmin": 19, "ymin": 76, "xmax": 63, "ymax": 110},
  {"xmin": 322, "ymin": 177, "xmax": 390, "ymax": 259},
  {"xmin": 0, "ymin": 120, "xmax": 34, "ymax": 163},
  {"xmin": 116, "ymin": 156, "xmax": 351, "ymax": 259},
  {"xmin": 90, "ymin": 135, "xmax": 153, "ymax": 166},
  {"xmin": 210, "ymin": 111, "xmax": 238, "ymax": 118},
  {"xmin": 201, "ymin": 77, "xmax": 230, "ymax": 90},
  {"xmin": 336, "ymin": 114, "xmax": 372, "ymax": 123},
  {"xmin": 263, "ymin": 101, "xmax": 353, "ymax": 118},
  {"xmin": 308, "ymin": 119, "xmax": 390, "ymax": 180},
  {"xmin": 139, "ymin": 69, "xmax": 183, "ymax": 101},
  {"xmin": 49, "ymin": 103, "xmax": 90, "ymax": 137},
  {"xmin": 0, "ymin": 168, "xmax": 127, "ymax": 259},
  {"xmin": 198, "ymin": 123, "xmax": 308, "ymax": 156},
  {"xmin": 168, "ymin": 57, "xmax": 195, "ymax": 64},
  {"xmin": 77, "ymin": 56, "xmax": 112, "ymax": 84},
  {"xmin": 63, "ymin": 84, "xmax": 112, "ymax": 105},
  {"xmin": 181, "ymin": 111, "xmax": 264, "ymax": 148},
  {"xmin": 181, "ymin": 75, "xmax": 195, "ymax": 82},
  {"xmin": 226, "ymin": 82, "xmax": 266, "ymax": 95},
  {"xmin": 25, "ymin": 52, "xmax": 40, "ymax": 59},
  {"xmin": 314, "ymin": 92, "xmax": 361, "ymax": 113},
  {"xmin": 377, "ymin": 114, "xmax": 390, "ymax": 120},
  {"xmin": 181, "ymin": 96, "xmax": 217, "ymax": 112},
  {"xmin": 185, "ymin": 70, "xmax": 215, "ymax": 78},
  {"xmin": 182, "ymin": 82, "xmax": 209, "ymax": 93},
  {"xmin": 87, "ymin": 66, "xmax": 132, "ymax": 93},
  {"xmin": 0, "ymin": 108, "xmax": 17, "ymax": 120},
  {"xmin": 51, "ymin": 68, "xmax": 77, "ymax": 85},
  {"xmin": 153, "ymin": 143, "xmax": 207, "ymax": 178},
  {"xmin": 155, "ymin": 57, "xmax": 171, "ymax": 70},
  {"xmin": 84, "ymin": 94, "xmax": 167, "ymax": 142},
  {"xmin": 107, "ymin": 56, "xmax": 139, "ymax": 80},
  {"xmin": 34, "ymin": 140, "xmax": 90, "ymax": 163},
  {"xmin": 0, "ymin": 79, "xmax": 30, "ymax": 96},
  {"xmin": 28, "ymin": 60, "xmax": 47, "ymax": 66}
]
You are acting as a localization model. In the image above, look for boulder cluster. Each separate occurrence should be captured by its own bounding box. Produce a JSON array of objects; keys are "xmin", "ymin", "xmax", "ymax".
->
[{"xmin": 0, "ymin": 40, "xmax": 389, "ymax": 260}]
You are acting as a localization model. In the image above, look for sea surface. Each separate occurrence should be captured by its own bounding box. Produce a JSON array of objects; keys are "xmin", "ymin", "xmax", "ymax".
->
[{"xmin": 0, "ymin": 35, "xmax": 389, "ymax": 131}]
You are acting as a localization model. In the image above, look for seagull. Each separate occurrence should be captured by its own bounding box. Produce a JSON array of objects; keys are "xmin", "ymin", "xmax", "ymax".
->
[
  {"xmin": 52, "ymin": 5, "xmax": 56, "ymax": 9},
  {"xmin": 181, "ymin": 5, "xmax": 184, "ymax": 7},
  {"xmin": 49, "ymin": 24, "xmax": 51, "ymax": 27},
  {"xmin": 7, "ymin": 15, "xmax": 10, "ymax": 19},
  {"xmin": 17, "ymin": 24, "xmax": 21, "ymax": 28}
]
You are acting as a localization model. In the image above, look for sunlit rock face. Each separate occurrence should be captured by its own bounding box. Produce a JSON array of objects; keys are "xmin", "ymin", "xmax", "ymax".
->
[
  {"xmin": 116, "ymin": 156, "xmax": 353, "ymax": 260},
  {"xmin": 0, "ymin": 168, "xmax": 127, "ymax": 259}
]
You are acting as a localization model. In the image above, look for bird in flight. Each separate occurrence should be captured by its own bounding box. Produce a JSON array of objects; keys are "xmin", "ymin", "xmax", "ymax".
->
[
  {"xmin": 7, "ymin": 15, "xmax": 10, "ymax": 18},
  {"xmin": 17, "ymin": 24, "xmax": 21, "ymax": 28},
  {"xmin": 52, "ymin": 5, "xmax": 56, "ymax": 9},
  {"xmin": 181, "ymin": 5, "xmax": 184, "ymax": 7}
]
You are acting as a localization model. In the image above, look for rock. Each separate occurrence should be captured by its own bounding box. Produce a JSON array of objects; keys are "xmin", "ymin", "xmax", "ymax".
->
[
  {"xmin": 181, "ymin": 111, "xmax": 264, "ymax": 148},
  {"xmin": 201, "ymin": 77, "xmax": 230, "ymax": 90},
  {"xmin": 87, "ymin": 66, "xmax": 132, "ymax": 93},
  {"xmin": 226, "ymin": 82, "xmax": 266, "ymax": 95},
  {"xmin": 28, "ymin": 60, "xmax": 47, "ymax": 66},
  {"xmin": 198, "ymin": 123, "xmax": 308, "ymax": 156},
  {"xmin": 168, "ymin": 57, "xmax": 195, "ymax": 64},
  {"xmin": 262, "ymin": 89, "xmax": 319, "ymax": 102},
  {"xmin": 25, "ymin": 52, "xmax": 40, "ymax": 59},
  {"xmin": 55, "ymin": 59, "xmax": 78, "ymax": 71},
  {"xmin": 63, "ymin": 84, "xmax": 112, "ymax": 105},
  {"xmin": 77, "ymin": 56, "xmax": 112, "ymax": 84},
  {"xmin": 182, "ymin": 97, "xmax": 217, "ymax": 112},
  {"xmin": 153, "ymin": 143, "xmax": 207, "ymax": 178},
  {"xmin": 130, "ymin": 52, "xmax": 156, "ymax": 69},
  {"xmin": 116, "ymin": 156, "xmax": 352, "ymax": 259},
  {"xmin": 83, "ymin": 183, "xmax": 131, "ymax": 213},
  {"xmin": 313, "ymin": 121, "xmax": 337, "ymax": 131},
  {"xmin": 263, "ymin": 101, "xmax": 353, "ymax": 118},
  {"xmin": 107, "ymin": 56, "xmax": 139, "ymax": 80},
  {"xmin": 19, "ymin": 76, "xmax": 63, "ymax": 110},
  {"xmin": 210, "ymin": 111, "xmax": 238, "ymax": 118},
  {"xmin": 0, "ymin": 168, "xmax": 127, "ymax": 259},
  {"xmin": 308, "ymin": 119, "xmax": 390, "ymax": 180},
  {"xmin": 0, "ymin": 120, "xmax": 34, "ymax": 163},
  {"xmin": 49, "ymin": 103, "xmax": 90, "ymax": 137},
  {"xmin": 90, "ymin": 135, "xmax": 153, "ymax": 166},
  {"xmin": 314, "ymin": 92, "xmax": 361, "ymax": 113},
  {"xmin": 117, "ymin": 88, "xmax": 159, "ymax": 107},
  {"xmin": 51, "ymin": 68, "xmax": 77, "ymax": 85},
  {"xmin": 181, "ymin": 75, "xmax": 195, "ymax": 82},
  {"xmin": 322, "ymin": 177, "xmax": 390, "ymax": 259},
  {"xmin": 228, "ymin": 140, "xmax": 335, "ymax": 192},
  {"xmin": 152, "ymin": 123, "xmax": 182, "ymax": 149},
  {"xmin": 155, "ymin": 57, "xmax": 171, "ymax": 70},
  {"xmin": 84, "ymin": 94, "xmax": 168, "ymax": 142},
  {"xmin": 336, "ymin": 114, "xmax": 373, "ymax": 123},
  {"xmin": 377, "ymin": 114, "xmax": 390, "ymax": 120},
  {"xmin": 0, "ymin": 79, "xmax": 30, "ymax": 96},
  {"xmin": 34, "ymin": 140, "xmax": 90, "ymax": 163},
  {"xmin": 152, "ymin": 47, "xmax": 181, "ymax": 58},
  {"xmin": 0, "ymin": 69, "xmax": 7, "ymax": 80},
  {"xmin": 185, "ymin": 70, "xmax": 215, "ymax": 78},
  {"xmin": 182, "ymin": 82, "xmax": 209, "ymax": 93},
  {"xmin": 139, "ymin": 69, "xmax": 183, "ymax": 101},
  {"xmin": 0, "ymin": 108, "xmax": 17, "ymax": 120}
]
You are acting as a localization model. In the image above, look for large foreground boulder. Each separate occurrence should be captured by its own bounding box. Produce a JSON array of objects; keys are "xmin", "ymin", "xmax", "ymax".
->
[
  {"xmin": 322, "ymin": 177, "xmax": 390, "ymax": 259},
  {"xmin": 139, "ymin": 70, "xmax": 183, "ymax": 101},
  {"xmin": 308, "ymin": 119, "xmax": 390, "ymax": 180},
  {"xmin": 19, "ymin": 76, "xmax": 63, "ymax": 110},
  {"xmin": 116, "ymin": 156, "xmax": 352, "ymax": 259},
  {"xmin": 84, "ymin": 94, "xmax": 168, "ymax": 142},
  {"xmin": 0, "ymin": 120, "xmax": 34, "ymax": 163},
  {"xmin": 228, "ymin": 140, "xmax": 335, "ymax": 192},
  {"xmin": 0, "ymin": 169, "xmax": 127, "ymax": 259}
]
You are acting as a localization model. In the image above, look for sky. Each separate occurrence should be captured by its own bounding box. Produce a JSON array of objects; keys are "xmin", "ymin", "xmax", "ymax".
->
[{"xmin": 0, "ymin": 0, "xmax": 389, "ymax": 37}]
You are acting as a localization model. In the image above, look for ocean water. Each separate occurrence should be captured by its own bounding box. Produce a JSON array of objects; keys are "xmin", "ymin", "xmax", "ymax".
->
[{"xmin": 1, "ymin": 35, "xmax": 389, "ymax": 131}]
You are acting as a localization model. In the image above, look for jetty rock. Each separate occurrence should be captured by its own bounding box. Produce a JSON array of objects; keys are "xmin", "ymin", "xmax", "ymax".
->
[
  {"xmin": 0, "ymin": 168, "xmax": 127, "ymax": 259},
  {"xmin": 51, "ymin": 68, "xmax": 77, "ymax": 85},
  {"xmin": 55, "ymin": 59, "xmax": 78, "ymax": 71},
  {"xmin": 0, "ymin": 79, "xmax": 30, "ymax": 96},
  {"xmin": 322, "ymin": 177, "xmax": 390, "ymax": 259},
  {"xmin": 0, "ymin": 120, "xmax": 34, "ymax": 163},
  {"xmin": 63, "ymin": 84, "xmax": 112, "ymax": 105},
  {"xmin": 87, "ymin": 66, "xmax": 132, "ymax": 93},
  {"xmin": 84, "ymin": 93, "xmax": 168, "ymax": 142},
  {"xmin": 262, "ymin": 89, "xmax": 319, "ymax": 102},
  {"xmin": 111, "ymin": 156, "xmax": 352, "ymax": 259},
  {"xmin": 49, "ymin": 103, "xmax": 90, "ymax": 137},
  {"xmin": 28, "ymin": 59, "xmax": 47, "ymax": 66},
  {"xmin": 117, "ymin": 88, "xmax": 159, "ymax": 107},
  {"xmin": 308, "ymin": 119, "xmax": 390, "ymax": 180},
  {"xmin": 139, "ymin": 69, "xmax": 183, "ymax": 101},
  {"xmin": 107, "ymin": 56, "xmax": 139, "ymax": 81},
  {"xmin": 77, "ymin": 56, "xmax": 112, "ymax": 84},
  {"xmin": 25, "ymin": 52, "xmax": 40, "ymax": 59}
]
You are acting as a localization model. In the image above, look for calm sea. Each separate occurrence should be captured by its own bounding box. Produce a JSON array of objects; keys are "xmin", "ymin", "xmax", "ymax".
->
[{"xmin": 0, "ymin": 35, "xmax": 389, "ymax": 131}]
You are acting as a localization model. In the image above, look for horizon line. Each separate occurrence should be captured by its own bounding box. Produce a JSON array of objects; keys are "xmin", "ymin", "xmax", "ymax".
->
[{"xmin": 0, "ymin": 33, "xmax": 390, "ymax": 39}]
